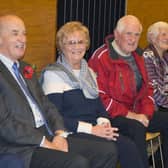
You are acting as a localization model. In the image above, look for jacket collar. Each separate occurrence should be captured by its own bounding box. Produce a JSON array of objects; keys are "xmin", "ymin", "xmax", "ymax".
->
[{"xmin": 104, "ymin": 34, "xmax": 143, "ymax": 61}]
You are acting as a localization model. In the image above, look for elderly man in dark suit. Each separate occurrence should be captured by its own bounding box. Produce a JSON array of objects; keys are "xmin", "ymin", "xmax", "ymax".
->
[{"xmin": 0, "ymin": 14, "xmax": 118, "ymax": 168}]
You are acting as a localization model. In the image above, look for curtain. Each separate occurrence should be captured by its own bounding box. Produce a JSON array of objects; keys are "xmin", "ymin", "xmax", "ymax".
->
[{"xmin": 57, "ymin": 0, "xmax": 126, "ymax": 60}]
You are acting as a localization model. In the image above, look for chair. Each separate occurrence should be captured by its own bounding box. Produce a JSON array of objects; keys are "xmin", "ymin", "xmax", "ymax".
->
[{"xmin": 146, "ymin": 132, "xmax": 164, "ymax": 168}]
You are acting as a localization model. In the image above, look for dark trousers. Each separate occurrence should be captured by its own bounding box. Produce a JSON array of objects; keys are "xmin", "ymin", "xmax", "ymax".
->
[
  {"xmin": 116, "ymin": 134, "xmax": 144, "ymax": 168},
  {"xmin": 69, "ymin": 133, "xmax": 144, "ymax": 168},
  {"xmin": 30, "ymin": 134, "xmax": 118, "ymax": 168},
  {"xmin": 0, "ymin": 154, "xmax": 24, "ymax": 168},
  {"xmin": 112, "ymin": 110, "xmax": 168, "ymax": 168},
  {"xmin": 148, "ymin": 107, "xmax": 168, "ymax": 168}
]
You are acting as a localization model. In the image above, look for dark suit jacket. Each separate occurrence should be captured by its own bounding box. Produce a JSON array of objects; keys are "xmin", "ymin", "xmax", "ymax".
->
[{"xmin": 0, "ymin": 60, "xmax": 66, "ymax": 168}]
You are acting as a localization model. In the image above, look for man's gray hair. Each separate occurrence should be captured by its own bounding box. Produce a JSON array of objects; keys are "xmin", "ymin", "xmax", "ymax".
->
[{"xmin": 115, "ymin": 15, "xmax": 143, "ymax": 33}]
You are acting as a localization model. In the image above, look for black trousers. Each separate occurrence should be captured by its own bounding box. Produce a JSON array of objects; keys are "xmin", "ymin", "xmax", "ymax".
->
[
  {"xmin": 0, "ymin": 154, "xmax": 24, "ymax": 168},
  {"xmin": 116, "ymin": 134, "xmax": 144, "ymax": 168},
  {"xmin": 112, "ymin": 109, "xmax": 168, "ymax": 168},
  {"xmin": 69, "ymin": 133, "xmax": 144, "ymax": 168},
  {"xmin": 30, "ymin": 134, "xmax": 118, "ymax": 168}
]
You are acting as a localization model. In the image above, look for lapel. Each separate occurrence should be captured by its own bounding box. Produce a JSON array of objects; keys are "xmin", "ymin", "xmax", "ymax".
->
[
  {"xmin": 18, "ymin": 61, "xmax": 42, "ymax": 106},
  {"xmin": 0, "ymin": 61, "xmax": 40, "ymax": 106},
  {"xmin": 0, "ymin": 61, "xmax": 26, "ymax": 98},
  {"xmin": 0, "ymin": 61, "xmax": 42, "ymax": 127},
  {"xmin": 19, "ymin": 62, "xmax": 47, "ymax": 113},
  {"xmin": 19, "ymin": 62, "xmax": 51, "ymax": 130},
  {"xmin": 19, "ymin": 62, "xmax": 35, "ymax": 93}
]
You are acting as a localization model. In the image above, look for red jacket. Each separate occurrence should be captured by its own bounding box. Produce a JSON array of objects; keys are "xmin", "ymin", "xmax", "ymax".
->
[{"xmin": 88, "ymin": 35, "xmax": 155, "ymax": 119}]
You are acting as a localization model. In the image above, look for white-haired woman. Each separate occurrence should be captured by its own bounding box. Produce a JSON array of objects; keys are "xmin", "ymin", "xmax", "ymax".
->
[
  {"xmin": 143, "ymin": 21, "xmax": 168, "ymax": 110},
  {"xmin": 143, "ymin": 20, "xmax": 168, "ymax": 168}
]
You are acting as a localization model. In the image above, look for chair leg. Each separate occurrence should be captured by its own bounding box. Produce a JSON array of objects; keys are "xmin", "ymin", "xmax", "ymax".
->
[
  {"xmin": 158, "ymin": 136, "xmax": 164, "ymax": 168},
  {"xmin": 150, "ymin": 139, "xmax": 156, "ymax": 168}
]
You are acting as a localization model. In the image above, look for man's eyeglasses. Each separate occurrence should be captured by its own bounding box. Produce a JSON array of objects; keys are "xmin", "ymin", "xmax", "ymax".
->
[{"xmin": 63, "ymin": 40, "xmax": 87, "ymax": 46}]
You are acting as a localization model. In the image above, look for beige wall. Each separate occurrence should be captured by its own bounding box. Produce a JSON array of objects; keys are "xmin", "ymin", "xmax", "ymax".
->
[
  {"xmin": 126, "ymin": 0, "xmax": 168, "ymax": 48},
  {"xmin": 0, "ymin": 0, "xmax": 57, "ymax": 74}
]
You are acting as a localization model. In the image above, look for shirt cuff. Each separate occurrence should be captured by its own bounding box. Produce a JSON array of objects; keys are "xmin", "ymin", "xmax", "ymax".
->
[
  {"xmin": 40, "ymin": 136, "xmax": 46, "ymax": 147},
  {"xmin": 77, "ymin": 121, "xmax": 92, "ymax": 134},
  {"xmin": 57, "ymin": 131, "xmax": 73, "ymax": 138},
  {"xmin": 97, "ymin": 117, "xmax": 111, "ymax": 125}
]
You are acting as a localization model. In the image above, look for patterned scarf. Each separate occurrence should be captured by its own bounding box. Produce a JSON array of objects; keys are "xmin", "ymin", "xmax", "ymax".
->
[{"xmin": 43, "ymin": 54, "xmax": 98, "ymax": 99}]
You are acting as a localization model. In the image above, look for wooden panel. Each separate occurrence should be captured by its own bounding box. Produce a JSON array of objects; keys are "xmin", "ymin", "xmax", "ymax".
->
[
  {"xmin": 127, "ymin": 0, "xmax": 168, "ymax": 48},
  {"xmin": 0, "ymin": 0, "xmax": 57, "ymax": 74}
]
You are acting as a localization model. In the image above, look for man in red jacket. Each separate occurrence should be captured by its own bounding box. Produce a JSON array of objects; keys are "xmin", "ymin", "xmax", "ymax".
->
[{"xmin": 89, "ymin": 15, "xmax": 168, "ymax": 168}]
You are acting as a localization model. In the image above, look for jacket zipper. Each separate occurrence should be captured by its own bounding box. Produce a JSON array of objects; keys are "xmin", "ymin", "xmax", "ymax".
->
[{"xmin": 119, "ymin": 71, "xmax": 124, "ymax": 92}]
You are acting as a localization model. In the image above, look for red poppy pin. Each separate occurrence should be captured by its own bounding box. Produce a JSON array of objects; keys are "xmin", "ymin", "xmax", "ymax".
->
[{"xmin": 23, "ymin": 65, "xmax": 36, "ymax": 79}]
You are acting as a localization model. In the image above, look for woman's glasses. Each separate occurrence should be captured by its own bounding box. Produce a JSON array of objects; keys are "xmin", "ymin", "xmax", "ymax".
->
[{"xmin": 63, "ymin": 40, "xmax": 87, "ymax": 46}]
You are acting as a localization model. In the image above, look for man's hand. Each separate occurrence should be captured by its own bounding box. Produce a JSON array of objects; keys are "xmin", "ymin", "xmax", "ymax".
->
[
  {"xmin": 41, "ymin": 138, "xmax": 55, "ymax": 150},
  {"xmin": 41, "ymin": 136, "xmax": 68, "ymax": 152},
  {"xmin": 92, "ymin": 125, "xmax": 119, "ymax": 141},
  {"xmin": 52, "ymin": 135, "xmax": 68, "ymax": 152},
  {"xmin": 127, "ymin": 111, "xmax": 149, "ymax": 127}
]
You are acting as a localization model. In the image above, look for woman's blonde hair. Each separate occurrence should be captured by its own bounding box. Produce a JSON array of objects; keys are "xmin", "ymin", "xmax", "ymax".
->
[{"xmin": 56, "ymin": 21, "xmax": 90, "ymax": 52}]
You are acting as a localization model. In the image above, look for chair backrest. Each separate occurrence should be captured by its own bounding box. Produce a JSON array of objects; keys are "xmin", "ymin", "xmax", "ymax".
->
[{"xmin": 146, "ymin": 132, "xmax": 160, "ymax": 141}]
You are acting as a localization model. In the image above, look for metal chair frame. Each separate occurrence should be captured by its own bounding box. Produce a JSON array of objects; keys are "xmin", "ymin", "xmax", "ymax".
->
[{"xmin": 146, "ymin": 132, "xmax": 164, "ymax": 168}]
